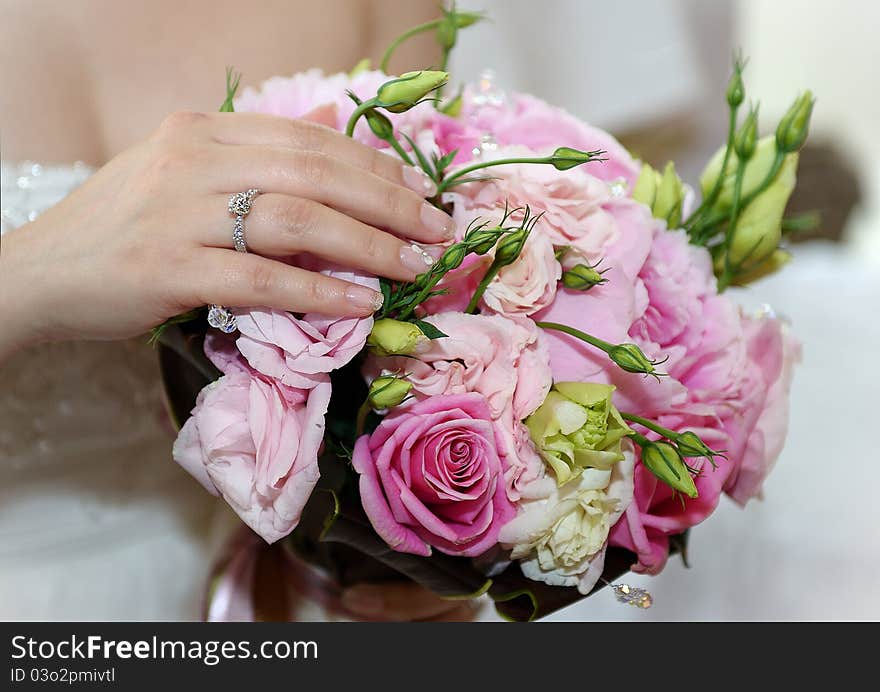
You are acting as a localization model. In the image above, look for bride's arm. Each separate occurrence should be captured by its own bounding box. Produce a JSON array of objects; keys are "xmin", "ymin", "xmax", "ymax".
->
[{"xmin": 367, "ymin": 0, "xmax": 441, "ymax": 71}]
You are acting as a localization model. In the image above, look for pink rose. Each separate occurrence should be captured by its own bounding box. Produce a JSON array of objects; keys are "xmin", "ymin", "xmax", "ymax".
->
[
  {"xmin": 365, "ymin": 312, "xmax": 552, "ymax": 502},
  {"xmin": 724, "ymin": 315, "xmax": 801, "ymax": 504},
  {"xmin": 233, "ymin": 267, "xmax": 378, "ymax": 389},
  {"xmin": 482, "ymin": 231, "xmax": 561, "ymax": 316},
  {"xmin": 352, "ymin": 393, "xmax": 516, "ymax": 557},
  {"xmin": 173, "ymin": 371, "xmax": 331, "ymax": 544}
]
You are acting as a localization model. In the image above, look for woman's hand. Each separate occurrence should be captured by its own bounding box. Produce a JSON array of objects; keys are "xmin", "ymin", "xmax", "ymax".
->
[
  {"xmin": 0, "ymin": 110, "xmax": 453, "ymax": 358},
  {"xmin": 341, "ymin": 583, "xmax": 480, "ymax": 622}
]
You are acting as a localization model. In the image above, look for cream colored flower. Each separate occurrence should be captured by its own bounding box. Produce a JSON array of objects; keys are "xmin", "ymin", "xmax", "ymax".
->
[{"xmin": 499, "ymin": 445, "xmax": 635, "ymax": 594}]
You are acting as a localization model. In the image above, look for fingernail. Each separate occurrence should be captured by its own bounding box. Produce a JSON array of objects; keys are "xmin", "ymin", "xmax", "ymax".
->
[
  {"xmin": 345, "ymin": 284, "xmax": 384, "ymax": 312},
  {"xmin": 400, "ymin": 243, "xmax": 436, "ymax": 275},
  {"xmin": 403, "ymin": 166, "xmax": 437, "ymax": 196},
  {"xmin": 420, "ymin": 203, "xmax": 455, "ymax": 239},
  {"xmin": 342, "ymin": 587, "xmax": 384, "ymax": 616}
]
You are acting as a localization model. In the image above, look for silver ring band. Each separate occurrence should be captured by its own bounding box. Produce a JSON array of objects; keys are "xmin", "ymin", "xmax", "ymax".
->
[
  {"xmin": 207, "ymin": 189, "xmax": 260, "ymax": 332},
  {"xmin": 228, "ymin": 188, "xmax": 259, "ymax": 253}
]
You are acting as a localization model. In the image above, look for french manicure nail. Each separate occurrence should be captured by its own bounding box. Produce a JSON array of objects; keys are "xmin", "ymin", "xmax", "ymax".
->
[
  {"xmin": 346, "ymin": 284, "xmax": 384, "ymax": 312},
  {"xmin": 403, "ymin": 166, "xmax": 437, "ymax": 196},
  {"xmin": 420, "ymin": 203, "xmax": 455, "ymax": 239},
  {"xmin": 400, "ymin": 243, "xmax": 436, "ymax": 275}
]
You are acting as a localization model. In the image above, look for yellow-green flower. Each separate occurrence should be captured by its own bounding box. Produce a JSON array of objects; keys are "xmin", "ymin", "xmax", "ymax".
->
[
  {"xmin": 525, "ymin": 382, "xmax": 632, "ymax": 486},
  {"xmin": 367, "ymin": 318, "xmax": 428, "ymax": 357},
  {"xmin": 367, "ymin": 375, "xmax": 412, "ymax": 409},
  {"xmin": 376, "ymin": 71, "xmax": 448, "ymax": 113}
]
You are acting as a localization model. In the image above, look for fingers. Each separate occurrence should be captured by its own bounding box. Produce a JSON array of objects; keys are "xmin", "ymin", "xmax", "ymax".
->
[
  {"xmin": 202, "ymin": 193, "xmax": 437, "ymax": 282},
  {"xmin": 211, "ymin": 145, "xmax": 454, "ymax": 244},
  {"xmin": 191, "ymin": 248, "xmax": 383, "ymax": 317},
  {"xmin": 207, "ymin": 112, "xmax": 438, "ymax": 198}
]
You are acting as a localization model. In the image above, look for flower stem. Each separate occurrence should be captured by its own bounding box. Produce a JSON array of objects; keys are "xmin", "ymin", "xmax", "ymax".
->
[
  {"xmin": 685, "ymin": 106, "xmax": 738, "ymax": 237},
  {"xmin": 620, "ymin": 412, "xmax": 677, "ymax": 439},
  {"xmin": 437, "ymin": 156, "xmax": 555, "ymax": 193},
  {"xmin": 355, "ymin": 401, "xmax": 371, "ymax": 437},
  {"xmin": 534, "ymin": 322, "xmax": 614, "ymax": 353},
  {"xmin": 345, "ymin": 98, "xmax": 378, "ymax": 138},
  {"xmin": 465, "ymin": 264, "xmax": 500, "ymax": 314},
  {"xmin": 385, "ymin": 135, "xmax": 414, "ymax": 166},
  {"xmin": 379, "ymin": 20, "xmax": 441, "ymax": 73}
]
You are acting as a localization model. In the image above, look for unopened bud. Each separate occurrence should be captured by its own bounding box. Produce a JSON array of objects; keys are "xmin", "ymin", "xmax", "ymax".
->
[
  {"xmin": 376, "ymin": 71, "xmax": 448, "ymax": 113},
  {"xmin": 726, "ymin": 65, "xmax": 745, "ymax": 108},
  {"xmin": 608, "ymin": 343, "xmax": 659, "ymax": 376},
  {"xmin": 561, "ymin": 264, "xmax": 607, "ymax": 291},
  {"xmin": 368, "ymin": 375, "xmax": 413, "ymax": 409},
  {"xmin": 641, "ymin": 442, "xmax": 698, "ymax": 498},
  {"xmin": 465, "ymin": 228, "xmax": 501, "ymax": 255},
  {"xmin": 653, "ymin": 162, "xmax": 684, "ymax": 228},
  {"xmin": 775, "ymin": 90, "xmax": 814, "ymax": 153},
  {"xmin": 493, "ymin": 227, "xmax": 529, "ymax": 266},
  {"xmin": 734, "ymin": 107, "xmax": 759, "ymax": 161},
  {"xmin": 367, "ymin": 318, "xmax": 428, "ymax": 357},
  {"xmin": 440, "ymin": 243, "xmax": 468, "ymax": 270},
  {"xmin": 731, "ymin": 248, "xmax": 792, "ymax": 286},
  {"xmin": 674, "ymin": 431, "xmax": 721, "ymax": 460},
  {"xmin": 364, "ymin": 108, "xmax": 394, "ymax": 140},
  {"xmin": 632, "ymin": 163, "xmax": 659, "ymax": 208},
  {"xmin": 550, "ymin": 147, "xmax": 604, "ymax": 171}
]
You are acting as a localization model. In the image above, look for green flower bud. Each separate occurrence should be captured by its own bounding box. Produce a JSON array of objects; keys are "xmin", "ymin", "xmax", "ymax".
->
[
  {"xmin": 674, "ymin": 431, "xmax": 720, "ymax": 459},
  {"xmin": 653, "ymin": 161, "xmax": 685, "ymax": 228},
  {"xmin": 465, "ymin": 228, "xmax": 501, "ymax": 255},
  {"xmin": 641, "ymin": 442, "xmax": 698, "ymax": 498},
  {"xmin": 367, "ymin": 318, "xmax": 428, "ymax": 356},
  {"xmin": 450, "ymin": 10, "xmax": 483, "ymax": 28},
  {"xmin": 440, "ymin": 88, "xmax": 464, "ymax": 117},
  {"xmin": 367, "ymin": 375, "xmax": 413, "ymax": 409},
  {"xmin": 775, "ymin": 90, "xmax": 814, "ymax": 153},
  {"xmin": 734, "ymin": 107, "xmax": 759, "ymax": 161},
  {"xmin": 376, "ymin": 71, "xmax": 448, "ymax": 113},
  {"xmin": 440, "ymin": 242, "xmax": 468, "ymax": 270},
  {"xmin": 700, "ymin": 137, "xmax": 797, "ymax": 211},
  {"xmin": 608, "ymin": 343, "xmax": 659, "ymax": 376},
  {"xmin": 561, "ymin": 264, "xmax": 607, "ymax": 291},
  {"xmin": 631, "ymin": 163, "xmax": 659, "ymax": 208},
  {"xmin": 730, "ymin": 248, "xmax": 792, "ymax": 286},
  {"xmin": 493, "ymin": 227, "xmax": 529, "ymax": 266},
  {"xmin": 525, "ymin": 382, "xmax": 632, "ymax": 485},
  {"xmin": 728, "ymin": 152, "xmax": 798, "ymax": 267},
  {"xmin": 550, "ymin": 147, "xmax": 604, "ymax": 171},
  {"xmin": 726, "ymin": 66, "xmax": 745, "ymax": 108},
  {"xmin": 349, "ymin": 58, "xmax": 371, "ymax": 78},
  {"xmin": 364, "ymin": 108, "xmax": 394, "ymax": 140}
]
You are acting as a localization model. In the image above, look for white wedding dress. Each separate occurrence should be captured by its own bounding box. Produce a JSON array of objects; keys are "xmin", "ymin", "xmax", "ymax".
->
[{"xmin": 0, "ymin": 161, "xmax": 235, "ymax": 620}]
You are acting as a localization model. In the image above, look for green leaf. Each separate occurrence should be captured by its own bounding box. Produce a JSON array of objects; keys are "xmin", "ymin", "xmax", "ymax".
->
[
  {"xmin": 412, "ymin": 319, "xmax": 448, "ymax": 340},
  {"xmin": 400, "ymin": 132, "xmax": 436, "ymax": 179},
  {"xmin": 434, "ymin": 149, "xmax": 459, "ymax": 175}
]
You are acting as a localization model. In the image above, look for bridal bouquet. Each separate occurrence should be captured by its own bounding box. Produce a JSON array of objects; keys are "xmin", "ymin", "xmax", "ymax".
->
[{"xmin": 160, "ymin": 8, "xmax": 806, "ymax": 620}]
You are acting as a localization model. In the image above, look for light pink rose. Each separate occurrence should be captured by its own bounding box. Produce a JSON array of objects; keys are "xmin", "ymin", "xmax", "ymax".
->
[
  {"xmin": 367, "ymin": 312, "xmax": 551, "ymax": 422},
  {"xmin": 482, "ymin": 231, "xmax": 561, "ymax": 316},
  {"xmin": 352, "ymin": 393, "xmax": 516, "ymax": 557},
  {"xmin": 232, "ymin": 267, "xmax": 378, "ymax": 389},
  {"xmin": 365, "ymin": 312, "xmax": 552, "ymax": 501},
  {"xmin": 173, "ymin": 371, "xmax": 331, "ymax": 544}
]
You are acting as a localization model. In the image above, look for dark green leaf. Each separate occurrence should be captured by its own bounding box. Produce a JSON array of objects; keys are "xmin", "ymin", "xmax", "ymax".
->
[{"xmin": 412, "ymin": 319, "xmax": 448, "ymax": 339}]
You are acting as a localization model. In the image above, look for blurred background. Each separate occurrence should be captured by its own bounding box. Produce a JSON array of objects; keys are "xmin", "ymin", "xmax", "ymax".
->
[{"xmin": 448, "ymin": 0, "xmax": 879, "ymax": 621}]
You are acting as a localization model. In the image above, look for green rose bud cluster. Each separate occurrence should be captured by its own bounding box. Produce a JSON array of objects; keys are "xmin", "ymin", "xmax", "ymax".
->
[
  {"xmin": 526, "ymin": 383, "xmax": 632, "ymax": 486},
  {"xmin": 632, "ymin": 161, "xmax": 686, "ymax": 229},
  {"xmin": 687, "ymin": 56, "xmax": 814, "ymax": 289}
]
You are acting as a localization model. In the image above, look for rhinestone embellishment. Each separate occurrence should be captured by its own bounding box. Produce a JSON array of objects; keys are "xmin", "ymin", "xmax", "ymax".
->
[
  {"xmin": 207, "ymin": 305, "xmax": 237, "ymax": 333},
  {"xmin": 228, "ymin": 188, "xmax": 259, "ymax": 217},
  {"xmin": 611, "ymin": 583, "xmax": 653, "ymax": 609}
]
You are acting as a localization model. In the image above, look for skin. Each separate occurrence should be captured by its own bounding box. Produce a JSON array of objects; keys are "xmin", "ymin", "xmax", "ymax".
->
[{"xmin": 0, "ymin": 0, "xmax": 471, "ymax": 621}]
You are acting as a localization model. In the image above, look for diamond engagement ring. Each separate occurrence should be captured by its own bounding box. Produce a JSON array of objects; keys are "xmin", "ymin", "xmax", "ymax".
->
[{"xmin": 207, "ymin": 188, "xmax": 261, "ymax": 333}]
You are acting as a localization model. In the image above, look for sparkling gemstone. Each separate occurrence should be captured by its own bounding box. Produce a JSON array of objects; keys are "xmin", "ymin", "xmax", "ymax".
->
[
  {"xmin": 207, "ymin": 305, "xmax": 237, "ymax": 333},
  {"xmin": 471, "ymin": 68, "xmax": 507, "ymax": 108},
  {"xmin": 612, "ymin": 583, "xmax": 653, "ymax": 609}
]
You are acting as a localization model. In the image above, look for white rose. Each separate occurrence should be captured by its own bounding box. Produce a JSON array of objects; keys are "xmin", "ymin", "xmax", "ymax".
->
[
  {"xmin": 498, "ymin": 446, "xmax": 634, "ymax": 594},
  {"xmin": 482, "ymin": 231, "xmax": 561, "ymax": 316}
]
